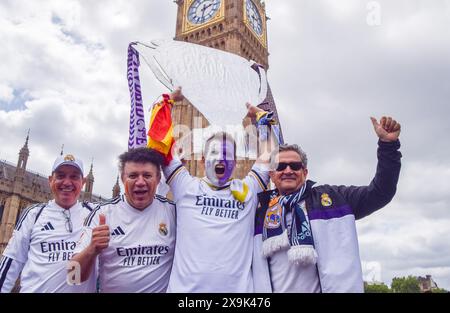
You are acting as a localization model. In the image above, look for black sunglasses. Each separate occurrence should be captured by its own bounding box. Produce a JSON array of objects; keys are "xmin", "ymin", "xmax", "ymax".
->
[{"xmin": 276, "ymin": 162, "xmax": 304, "ymax": 171}]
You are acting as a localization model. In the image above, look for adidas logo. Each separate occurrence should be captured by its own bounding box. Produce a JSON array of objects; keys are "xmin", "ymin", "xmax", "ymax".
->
[
  {"xmin": 111, "ymin": 226, "xmax": 125, "ymax": 236},
  {"xmin": 41, "ymin": 222, "xmax": 55, "ymax": 231}
]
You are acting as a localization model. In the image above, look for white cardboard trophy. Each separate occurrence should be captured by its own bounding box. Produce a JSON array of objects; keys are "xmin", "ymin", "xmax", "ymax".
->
[{"xmin": 134, "ymin": 39, "xmax": 268, "ymax": 127}]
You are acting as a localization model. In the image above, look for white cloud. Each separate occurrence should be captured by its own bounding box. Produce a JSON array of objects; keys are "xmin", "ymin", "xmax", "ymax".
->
[
  {"xmin": 321, "ymin": 0, "xmax": 362, "ymax": 21},
  {"xmin": 0, "ymin": 84, "xmax": 14, "ymax": 103},
  {"xmin": 358, "ymin": 205, "xmax": 450, "ymax": 288}
]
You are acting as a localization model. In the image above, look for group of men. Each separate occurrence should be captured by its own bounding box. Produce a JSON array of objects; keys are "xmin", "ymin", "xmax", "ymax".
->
[{"xmin": 0, "ymin": 88, "xmax": 402, "ymax": 293}]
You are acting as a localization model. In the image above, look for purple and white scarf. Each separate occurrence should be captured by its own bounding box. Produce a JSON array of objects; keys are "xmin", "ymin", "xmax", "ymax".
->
[{"xmin": 127, "ymin": 43, "xmax": 147, "ymax": 150}]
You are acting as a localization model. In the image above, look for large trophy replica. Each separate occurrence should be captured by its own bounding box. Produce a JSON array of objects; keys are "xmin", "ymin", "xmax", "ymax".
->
[{"xmin": 126, "ymin": 39, "xmax": 282, "ymax": 178}]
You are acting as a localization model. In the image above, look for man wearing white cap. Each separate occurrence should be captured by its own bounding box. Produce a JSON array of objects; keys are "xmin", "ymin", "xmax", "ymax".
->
[{"xmin": 0, "ymin": 154, "xmax": 97, "ymax": 293}]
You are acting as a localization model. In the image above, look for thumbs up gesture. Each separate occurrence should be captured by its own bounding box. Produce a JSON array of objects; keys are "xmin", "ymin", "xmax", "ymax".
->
[
  {"xmin": 90, "ymin": 213, "xmax": 110, "ymax": 255},
  {"xmin": 370, "ymin": 116, "xmax": 401, "ymax": 142}
]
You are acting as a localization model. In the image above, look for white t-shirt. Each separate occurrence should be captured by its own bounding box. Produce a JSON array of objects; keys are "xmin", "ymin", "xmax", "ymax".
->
[
  {"xmin": 269, "ymin": 203, "xmax": 321, "ymax": 293},
  {"xmin": 74, "ymin": 195, "xmax": 176, "ymax": 293},
  {"xmin": 164, "ymin": 159, "xmax": 269, "ymax": 292},
  {"xmin": 2, "ymin": 200, "xmax": 96, "ymax": 293}
]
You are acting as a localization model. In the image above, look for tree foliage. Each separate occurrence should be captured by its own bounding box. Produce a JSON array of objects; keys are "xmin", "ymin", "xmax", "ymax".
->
[
  {"xmin": 365, "ymin": 283, "xmax": 392, "ymax": 293},
  {"xmin": 432, "ymin": 288, "xmax": 448, "ymax": 293},
  {"xmin": 391, "ymin": 276, "xmax": 421, "ymax": 293}
]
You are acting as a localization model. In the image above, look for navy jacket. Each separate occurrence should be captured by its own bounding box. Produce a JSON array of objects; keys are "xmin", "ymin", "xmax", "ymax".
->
[{"xmin": 253, "ymin": 140, "xmax": 402, "ymax": 292}]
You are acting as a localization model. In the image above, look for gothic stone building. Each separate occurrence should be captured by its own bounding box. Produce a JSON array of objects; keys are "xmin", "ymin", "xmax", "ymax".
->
[{"xmin": 0, "ymin": 135, "xmax": 119, "ymax": 254}]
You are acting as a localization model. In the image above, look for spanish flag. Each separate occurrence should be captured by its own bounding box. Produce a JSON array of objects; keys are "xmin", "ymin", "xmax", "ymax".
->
[{"xmin": 147, "ymin": 94, "xmax": 175, "ymax": 164}]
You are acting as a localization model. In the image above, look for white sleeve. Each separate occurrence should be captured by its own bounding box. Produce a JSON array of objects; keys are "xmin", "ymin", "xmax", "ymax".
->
[
  {"xmin": 245, "ymin": 162, "xmax": 270, "ymax": 194},
  {"xmin": 2, "ymin": 205, "xmax": 38, "ymax": 264},
  {"xmin": 0, "ymin": 256, "xmax": 24, "ymax": 293},
  {"xmin": 0, "ymin": 205, "xmax": 40, "ymax": 292},
  {"xmin": 163, "ymin": 158, "xmax": 196, "ymax": 201}
]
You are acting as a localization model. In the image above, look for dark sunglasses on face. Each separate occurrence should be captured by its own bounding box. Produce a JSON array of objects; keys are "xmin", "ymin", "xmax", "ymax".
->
[{"xmin": 276, "ymin": 162, "xmax": 304, "ymax": 171}]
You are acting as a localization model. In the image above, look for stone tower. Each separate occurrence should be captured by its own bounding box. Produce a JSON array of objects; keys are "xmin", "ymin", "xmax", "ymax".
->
[
  {"xmin": 83, "ymin": 162, "xmax": 94, "ymax": 202},
  {"xmin": 173, "ymin": 0, "xmax": 281, "ymax": 178},
  {"xmin": 15, "ymin": 131, "xmax": 30, "ymax": 179},
  {"xmin": 112, "ymin": 175, "xmax": 121, "ymax": 198},
  {"xmin": 0, "ymin": 133, "xmax": 51, "ymax": 253}
]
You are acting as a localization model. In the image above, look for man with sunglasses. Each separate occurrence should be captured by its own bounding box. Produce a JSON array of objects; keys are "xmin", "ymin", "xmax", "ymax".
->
[
  {"xmin": 0, "ymin": 154, "xmax": 96, "ymax": 292},
  {"xmin": 253, "ymin": 116, "xmax": 402, "ymax": 293}
]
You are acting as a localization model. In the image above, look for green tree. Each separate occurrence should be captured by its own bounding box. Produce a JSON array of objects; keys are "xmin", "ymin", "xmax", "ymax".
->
[
  {"xmin": 432, "ymin": 288, "xmax": 448, "ymax": 293},
  {"xmin": 365, "ymin": 283, "xmax": 391, "ymax": 293},
  {"xmin": 391, "ymin": 276, "xmax": 421, "ymax": 293}
]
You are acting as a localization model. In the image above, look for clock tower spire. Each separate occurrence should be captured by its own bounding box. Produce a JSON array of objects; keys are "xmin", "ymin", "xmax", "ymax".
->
[
  {"xmin": 175, "ymin": 0, "xmax": 269, "ymax": 69},
  {"xmin": 173, "ymin": 0, "xmax": 282, "ymax": 178}
]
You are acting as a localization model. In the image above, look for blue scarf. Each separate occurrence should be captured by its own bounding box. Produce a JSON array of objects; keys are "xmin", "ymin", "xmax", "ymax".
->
[{"xmin": 262, "ymin": 183, "xmax": 318, "ymax": 265}]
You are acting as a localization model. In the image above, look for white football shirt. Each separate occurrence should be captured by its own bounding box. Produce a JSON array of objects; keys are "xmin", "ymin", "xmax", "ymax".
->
[
  {"xmin": 74, "ymin": 195, "xmax": 176, "ymax": 293},
  {"xmin": 269, "ymin": 207, "xmax": 321, "ymax": 293},
  {"xmin": 2, "ymin": 200, "xmax": 96, "ymax": 293},
  {"xmin": 164, "ymin": 159, "xmax": 269, "ymax": 292}
]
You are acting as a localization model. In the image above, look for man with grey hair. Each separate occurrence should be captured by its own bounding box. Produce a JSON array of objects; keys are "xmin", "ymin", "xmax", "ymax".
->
[{"xmin": 252, "ymin": 116, "xmax": 402, "ymax": 293}]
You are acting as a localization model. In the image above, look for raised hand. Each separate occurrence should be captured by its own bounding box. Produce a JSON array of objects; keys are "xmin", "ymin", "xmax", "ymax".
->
[
  {"xmin": 90, "ymin": 213, "xmax": 110, "ymax": 255},
  {"xmin": 370, "ymin": 116, "xmax": 401, "ymax": 142},
  {"xmin": 246, "ymin": 102, "xmax": 265, "ymax": 118},
  {"xmin": 170, "ymin": 86, "xmax": 184, "ymax": 102}
]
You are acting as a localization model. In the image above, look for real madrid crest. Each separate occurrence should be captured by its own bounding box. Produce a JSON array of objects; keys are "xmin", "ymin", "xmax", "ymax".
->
[
  {"xmin": 159, "ymin": 223, "xmax": 168, "ymax": 236},
  {"xmin": 264, "ymin": 199, "xmax": 282, "ymax": 229},
  {"xmin": 268, "ymin": 196, "xmax": 279, "ymax": 208},
  {"xmin": 64, "ymin": 154, "xmax": 75, "ymax": 161},
  {"xmin": 321, "ymin": 193, "xmax": 333, "ymax": 207}
]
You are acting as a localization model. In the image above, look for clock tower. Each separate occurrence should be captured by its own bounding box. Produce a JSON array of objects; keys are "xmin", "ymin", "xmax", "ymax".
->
[{"xmin": 173, "ymin": 0, "xmax": 281, "ymax": 178}]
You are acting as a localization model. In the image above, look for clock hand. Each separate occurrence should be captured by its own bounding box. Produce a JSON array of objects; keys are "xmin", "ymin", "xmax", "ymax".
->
[
  {"xmin": 201, "ymin": 5, "xmax": 206, "ymax": 20},
  {"xmin": 199, "ymin": 4, "xmax": 207, "ymax": 20},
  {"xmin": 202, "ymin": 2, "xmax": 213, "ymax": 12},
  {"xmin": 200, "ymin": 2, "xmax": 214, "ymax": 21}
]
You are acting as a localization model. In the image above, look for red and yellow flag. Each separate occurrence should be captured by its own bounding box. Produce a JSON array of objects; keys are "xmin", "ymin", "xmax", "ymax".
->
[{"xmin": 147, "ymin": 94, "xmax": 175, "ymax": 164}]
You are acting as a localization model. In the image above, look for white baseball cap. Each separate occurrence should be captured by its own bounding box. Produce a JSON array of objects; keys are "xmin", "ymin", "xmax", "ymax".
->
[{"xmin": 52, "ymin": 154, "xmax": 84, "ymax": 176}]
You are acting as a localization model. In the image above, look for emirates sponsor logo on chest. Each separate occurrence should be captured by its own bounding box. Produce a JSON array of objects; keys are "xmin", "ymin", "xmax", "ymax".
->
[
  {"xmin": 116, "ymin": 245, "xmax": 170, "ymax": 267},
  {"xmin": 196, "ymin": 195, "xmax": 244, "ymax": 220},
  {"xmin": 40, "ymin": 239, "xmax": 77, "ymax": 263}
]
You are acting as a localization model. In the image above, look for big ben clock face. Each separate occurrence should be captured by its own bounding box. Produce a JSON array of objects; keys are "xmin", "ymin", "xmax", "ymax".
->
[
  {"xmin": 246, "ymin": 0, "xmax": 263, "ymax": 36},
  {"xmin": 188, "ymin": 0, "xmax": 222, "ymax": 25}
]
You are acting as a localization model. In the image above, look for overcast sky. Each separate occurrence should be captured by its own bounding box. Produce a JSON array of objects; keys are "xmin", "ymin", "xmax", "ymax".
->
[{"xmin": 1, "ymin": 0, "xmax": 449, "ymax": 290}]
